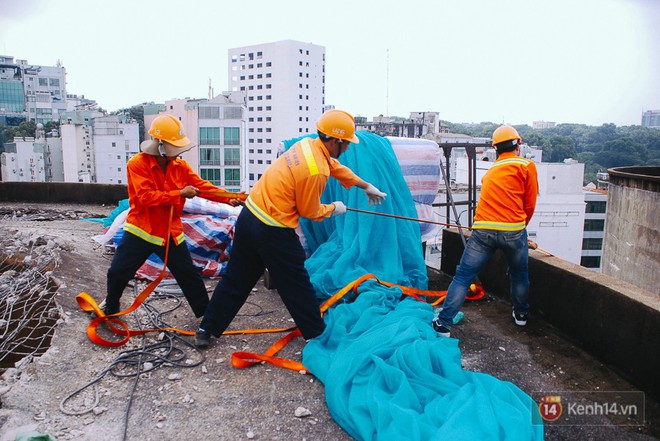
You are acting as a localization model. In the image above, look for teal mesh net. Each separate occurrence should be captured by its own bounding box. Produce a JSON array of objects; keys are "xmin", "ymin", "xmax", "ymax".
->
[{"xmin": 284, "ymin": 131, "xmax": 543, "ymax": 440}]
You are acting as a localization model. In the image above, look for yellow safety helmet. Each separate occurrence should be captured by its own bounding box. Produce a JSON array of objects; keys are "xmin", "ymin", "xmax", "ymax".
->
[
  {"xmin": 316, "ymin": 109, "xmax": 360, "ymax": 144},
  {"xmin": 148, "ymin": 114, "xmax": 191, "ymax": 147},
  {"xmin": 492, "ymin": 125, "xmax": 522, "ymax": 148}
]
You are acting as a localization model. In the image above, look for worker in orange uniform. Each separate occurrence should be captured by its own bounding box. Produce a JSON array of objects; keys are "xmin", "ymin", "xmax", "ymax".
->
[
  {"xmin": 194, "ymin": 109, "xmax": 387, "ymax": 347},
  {"xmin": 432, "ymin": 125, "xmax": 538, "ymax": 337},
  {"xmin": 103, "ymin": 114, "xmax": 243, "ymax": 317}
]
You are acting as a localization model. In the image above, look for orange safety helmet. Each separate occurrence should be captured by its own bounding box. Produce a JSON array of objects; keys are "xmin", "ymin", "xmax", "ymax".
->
[
  {"xmin": 492, "ymin": 125, "xmax": 522, "ymax": 148},
  {"xmin": 316, "ymin": 109, "xmax": 360, "ymax": 144},
  {"xmin": 148, "ymin": 114, "xmax": 191, "ymax": 147}
]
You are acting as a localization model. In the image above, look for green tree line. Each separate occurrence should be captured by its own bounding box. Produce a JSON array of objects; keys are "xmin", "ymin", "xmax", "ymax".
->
[{"xmin": 444, "ymin": 121, "xmax": 660, "ymax": 184}]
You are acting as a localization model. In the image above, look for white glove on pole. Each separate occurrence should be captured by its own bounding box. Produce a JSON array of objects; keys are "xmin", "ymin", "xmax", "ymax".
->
[
  {"xmin": 364, "ymin": 184, "xmax": 387, "ymax": 205},
  {"xmin": 332, "ymin": 201, "xmax": 347, "ymax": 216}
]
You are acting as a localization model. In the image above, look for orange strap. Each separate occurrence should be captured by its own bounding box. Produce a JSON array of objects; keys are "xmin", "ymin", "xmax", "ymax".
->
[
  {"xmin": 234, "ymin": 274, "xmax": 485, "ymax": 374},
  {"xmin": 77, "ymin": 206, "xmax": 483, "ymax": 371},
  {"xmin": 199, "ymin": 189, "xmax": 248, "ymax": 201}
]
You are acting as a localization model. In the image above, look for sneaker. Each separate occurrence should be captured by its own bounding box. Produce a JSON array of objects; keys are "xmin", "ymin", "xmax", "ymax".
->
[
  {"xmin": 194, "ymin": 329, "xmax": 211, "ymax": 348},
  {"xmin": 432, "ymin": 318, "xmax": 451, "ymax": 337},
  {"xmin": 512, "ymin": 310, "xmax": 528, "ymax": 326}
]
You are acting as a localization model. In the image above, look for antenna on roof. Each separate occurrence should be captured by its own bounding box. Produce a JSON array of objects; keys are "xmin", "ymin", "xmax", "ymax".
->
[
  {"xmin": 386, "ymin": 49, "xmax": 389, "ymax": 116},
  {"xmin": 208, "ymin": 78, "xmax": 214, "ymax": 99}
]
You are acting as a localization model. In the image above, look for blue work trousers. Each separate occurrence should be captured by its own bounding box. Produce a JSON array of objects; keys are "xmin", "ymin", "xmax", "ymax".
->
[
  {"xmin": 437, "ymin": 228, "xmax": 530, "ymax": 327},
  {"xmin": 200, "ymin": 208, "xmax": 325, "ymax": 340},
  {"xmin": 106, "ymin": 231, "xmax": 209, "ymax": 317}
]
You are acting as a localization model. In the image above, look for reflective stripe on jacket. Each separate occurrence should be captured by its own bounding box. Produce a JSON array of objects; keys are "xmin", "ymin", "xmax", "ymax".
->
[
  {"xmin": 246, "ymin": 137, "xmax": 361, "ymax": 228},
  {"xmin": 472, "ymin": 151, "xmax": 539, "ymax": 231},
  {"xmin": 124, "ymin": 153, "xmax": 231, "ymax": 245}
]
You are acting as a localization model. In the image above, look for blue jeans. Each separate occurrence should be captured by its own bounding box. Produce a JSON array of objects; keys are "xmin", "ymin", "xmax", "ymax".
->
[{"xmin": 437, "ymin": 228, "xmax": 530, "ymax": 327}]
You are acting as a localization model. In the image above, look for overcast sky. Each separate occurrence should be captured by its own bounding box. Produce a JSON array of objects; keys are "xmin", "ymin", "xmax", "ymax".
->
[{"xmin": 1, "ymin": 0, "xmax": 659, "ymax": 127}]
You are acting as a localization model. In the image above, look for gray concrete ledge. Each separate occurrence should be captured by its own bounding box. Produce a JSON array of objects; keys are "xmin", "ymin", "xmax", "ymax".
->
[
  {"xmin": 440, "ymin": 228, "xmax": 660, "ymax": 400},
  {"xmin": 0, "ymin": 182, "xmax": 127, "ymax": 205}
]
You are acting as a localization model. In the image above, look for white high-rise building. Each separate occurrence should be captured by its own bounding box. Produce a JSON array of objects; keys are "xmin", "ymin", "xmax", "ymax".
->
[
  {"xmin": 60, "ymin": 112, "xmax": 139, "ymax": 183},
  {"xmin": 227, "ymin": 40, "xmax": 326, "ymax": 187}
]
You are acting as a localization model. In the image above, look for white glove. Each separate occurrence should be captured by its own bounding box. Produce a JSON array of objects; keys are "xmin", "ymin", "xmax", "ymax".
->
[
  {"xmin": 364, "ymin": 184, "xmax": 387, "ymax": 205},
  {"xmin": 332, "ymin": 201, "xmax": 347, "ymax": 216}
]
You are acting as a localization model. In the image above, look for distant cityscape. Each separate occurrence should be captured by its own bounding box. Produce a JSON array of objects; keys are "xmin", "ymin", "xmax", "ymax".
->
[{"xmin": 1, "ymin": 41, "xmax": 658, "ymax": 274}]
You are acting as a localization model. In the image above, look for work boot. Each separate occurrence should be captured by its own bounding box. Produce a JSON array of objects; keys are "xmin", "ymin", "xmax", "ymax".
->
[
  {"xmin": 431, "ymin": 318, "xmax": 451, "ymax": 337},
  {"xmin": 512, "ymin": 310, "xmax": 528, "ymax": 326},
  {"xmin": 194, "ymin": 329, "xmax": 211, "ymax": 348},
  {"xmin": 90, "ymin": 304, "xmax": 119, "ymax": 319}
]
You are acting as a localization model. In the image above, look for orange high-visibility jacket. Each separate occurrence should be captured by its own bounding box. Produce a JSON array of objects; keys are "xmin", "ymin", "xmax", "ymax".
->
[
  {"xmin": 124, "ymin": 153, "xmax": 232, "ymax": 245},
  {"xmin": 246, "ymin": 137, "xmax": 361, "ymax": 228},
  {"xmin": 473, "ymin": 151, "xmax": 539, "ymax": 231}
]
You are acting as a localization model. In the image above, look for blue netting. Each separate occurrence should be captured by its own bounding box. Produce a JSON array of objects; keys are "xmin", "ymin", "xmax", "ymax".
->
[{"xmin": 289, "ymin": 131, "xmax": 542, "ymax": 440}]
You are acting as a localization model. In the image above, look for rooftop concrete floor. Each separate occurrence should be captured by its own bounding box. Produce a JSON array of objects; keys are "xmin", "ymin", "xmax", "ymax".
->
[{"xmin": 0, "ymin": 202, "xmax": 658, "ymax": 441}]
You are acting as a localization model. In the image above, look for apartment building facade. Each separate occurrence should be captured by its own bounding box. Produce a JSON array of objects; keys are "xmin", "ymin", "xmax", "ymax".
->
[
  {"xmin": 0, "ymin": 55, "xmax": 67, "ymax": 126},
  {"xmin": 157, "ymin": 93, "xmax": 248, "ymax": 192},
  {"xmin": 227, "ymin": 40, "xmax": 326, "ymax": 187}
]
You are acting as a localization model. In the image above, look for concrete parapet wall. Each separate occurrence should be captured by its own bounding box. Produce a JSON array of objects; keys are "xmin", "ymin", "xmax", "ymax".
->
[
  {"xmin": 441, "ymin": 228, "xmax": 660, "ymax": 399},
  {"xmin": 0, "ymin": 182, "xmax": 127, "ymax": 205}
]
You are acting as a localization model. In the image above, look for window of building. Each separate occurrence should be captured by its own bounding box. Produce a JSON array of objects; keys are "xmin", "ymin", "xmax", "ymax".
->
[
  {"xmin": 225, "ymin": 148, "xmax": 240, "ymax": 165},
  {"xmin": 580, "ymin": 256, "xmax": 601, "ymax": 268},
  {"xmin": 266, "ymin": 160, "xmax": 271, "ymax": 164},
  {"xmin": 249, "ymin": 159, "xmax": 254, "ymax": 164},
  {"xmin": 266, "ymin": 128, "xmax": 271, "ymax": 132},
  {"xmin": 224, "ymin": 107, "xmax": 242, "ymax": 119},
  {"xmin": 266, "ymin": 73, "xmax": 271, "ymax": 78},
  {"xmin": 257, "ymin": 63, "xmax": 262, "ymax": 68},
  {"xmin": 586, "ymin": 201, "xmax": 607, "ymax": 214},
  {"xmin": 249, "ymin": 53, "xmax": 254, "ymax": 60},
  {"xmin": 249, "ymin": 118, "xmax": 254, "ymax": 122},
  {"xmin": 249, "ymin": 107, "xmax": 254, "ymax": 111},
  {"xmin": 199, "ymin": 106, "xmax": 220, "ymax": 119},
  {"xmin": 582, "ymin": 238, "xmax": 603, "ymax": 250},
  {"xmin": 257, "ymin": 128, "xmax": 263, "ymax": 132},
  {"xmin": 200, "ymin": 168, "xmax": 221, "ymax": 184},
  {"xmin": 265, "ymin": 106, "xmax": 271, "ymax": 111},
  {"xmin": 266, "ymin": 117, "xmax": 271, "ymax": 121},
  {"xmin": 265, "ymin": 95, "xmax": 271, "ymax": 100},
  {"xmin": 38, "ymin": 78, "xmax": 48, "ymax": 86},
  {"xmin": 266, "ymin": 84, "xmax": 271, "ymax": 89},
  {"xmin": 257, "ymin": 74, "xmax": 262, "ymax": 79},
  {"xmin": 249, "ymin": 149, "xmax": 254, "ymax": 153},
  {"xmin": 266, "ymin": 62, "xmax": 272, "ymax": 67},
  {"xmin": 258, "ymin": 160, "xmax": 263, "ymax": 164},
  {"xmin": 240, "ymin": 75, "xmax": 245, "ymax": 80},
  {"xmin": 249, "ymin": 128, "xmax": 254, "ymax": 132},
  {"xmin": 200, "ymin": 148, "xmax": 221, "ymax": 165},
  {"xmin": 257, "ymin": 117, "xmax": 263, "ymax": 122},
  {"xmin": 248, "ymin": 85, "xmax": 254, "ymax": 90},
  {"xmin": 266, "ymin": 139, "xmax": 271, "ymax": 143},
  {"xmin": 257, "ymin": 85, "xmax": 263, "ymax": 89},
  {"xmin": 248, "ymin": 64, "xmax": 254, "ymax": 69},
  {"xmin": 224, "ymin": 127, "xmax": 240, "ymax": 145},
  {"xmin": 584, "ymin": 219, "xmax": 605, "ymax": 231},
  {"xmin": 49, "ymin": 78, "xmax": 60, "ymax": 87},
  {"xmin": 248, "ymin": 75, "xmax": 254, "ymax": 79},
  {"xmin": 199, "ymin": 127, "xmax": 220, "ymax": 145},
  {"xmin": 257, "ymin": 106, "xmax": 263, "ymax": 111},
  {"xmin": 257, "ymin": 149, "xmax": 263, "ymax": 154},
  {"xmin": 257, "ymin": 51, "xmax": 263, "ymax": 59},
  {"xmin": 249, "ymin": 173, "xmax": 255, "ymax": 180}
]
